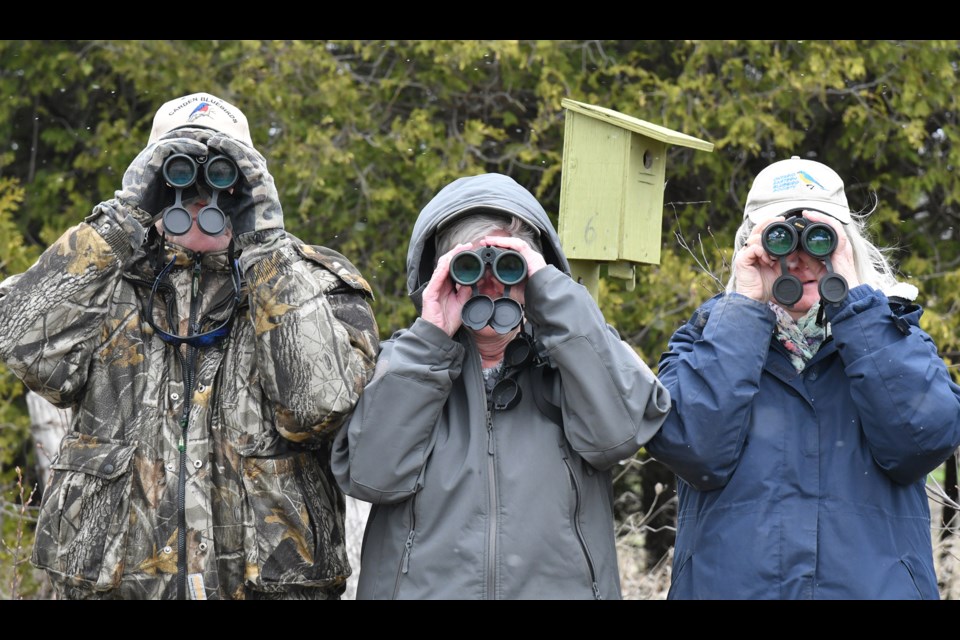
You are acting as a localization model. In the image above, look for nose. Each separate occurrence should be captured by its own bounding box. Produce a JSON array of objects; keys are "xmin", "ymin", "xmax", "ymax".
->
[
  {"xmin": 785, "ymin": 251, "xmax": 822, "ymax": 274},
  {"xmin": 476, "ymin": 270, "xmax": 504, "ymax": 296}
]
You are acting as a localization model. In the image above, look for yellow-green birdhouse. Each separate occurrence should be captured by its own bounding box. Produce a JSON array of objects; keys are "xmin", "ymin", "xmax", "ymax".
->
[{"xmin": 559, "ymin": 98, "xmax": 714, "ymax": 295}]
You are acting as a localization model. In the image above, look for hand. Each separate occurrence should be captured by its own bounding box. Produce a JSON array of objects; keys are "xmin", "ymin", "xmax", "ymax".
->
[
  {"xmin": 478, "ymin": 235, "xmax": 548, "ymax": 277},
  {"xmin": 734, "ymin": 218, "xmax": 782, "ymax": 303},
  {"xmin": 801, "ymin": 211, "xmax": 861, "ymax": 289},
  {"xmin": 116, "ymin": 133, "xmax": 210, "ymax": 225},
  {"xmin": 421, "ymin": 243, "xmax": 476, "ymax": 337},
  {"xmin": 204, "ymin": 133, "xmax": 284, "ymax": 247}
]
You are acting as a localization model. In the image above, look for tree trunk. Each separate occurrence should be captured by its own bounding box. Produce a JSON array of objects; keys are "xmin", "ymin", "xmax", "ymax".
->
[{"xmin": 24, "ymin": 391, "xmax": 70, "ymax": 493}]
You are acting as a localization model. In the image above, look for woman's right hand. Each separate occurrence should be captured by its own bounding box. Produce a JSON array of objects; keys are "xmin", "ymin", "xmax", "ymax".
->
[
  {"xmin": 734, "ymin": 218, "xmax": 782, "ymax": 303},
  {"xmin": 421, "ymin": 243, "xmax": 475, "ymax": 337}
]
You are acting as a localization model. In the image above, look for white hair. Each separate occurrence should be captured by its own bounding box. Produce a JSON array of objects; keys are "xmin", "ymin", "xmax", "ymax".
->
[{"xmin": 436, "ymin": 210, "xmax": 541, "ymax": 257}]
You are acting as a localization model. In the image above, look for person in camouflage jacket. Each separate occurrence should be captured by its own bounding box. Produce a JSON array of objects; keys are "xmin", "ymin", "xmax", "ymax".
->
[{"xmin": 0, "ymin": 93, "xmax": 379, "ymax": 600}]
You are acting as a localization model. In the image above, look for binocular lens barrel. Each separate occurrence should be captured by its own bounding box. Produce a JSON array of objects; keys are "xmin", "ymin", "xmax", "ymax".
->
[
  {"xmin": 801, "ymin": 225, "xmax": 836, "ymax": 258},
  {"xmin": 162, "ymin": 154, "xmax": 238, "ymax": 191},
  {"xmin": 761, "ymin": 217, "xmax": 837, "ymax": 258},
  {"xmin": 450, "ymin": 247, "xmax": 527, "ymax": 286},
  {"xmin": 450, "ymin": 252, "xmax": 485, "ymax": 285},
  {"xmin": 163, "ymin": 154, "xmax": 199, "ymax": 189},
  {"xmin": 762, "ymin": 224, "xmax": 797, "ymax": 256},
  {"xmin": 493, "ymin": 252, "xmax": 526, "ymax": 285},
  {"xmin": 204, "ymin": 156, "xmax": 240, "ymax": 190}
]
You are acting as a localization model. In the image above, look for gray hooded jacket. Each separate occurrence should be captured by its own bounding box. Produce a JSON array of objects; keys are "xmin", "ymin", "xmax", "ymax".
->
[{"xmin": 332, "ymin": 173, "xmax": 670, "ymax": 599}]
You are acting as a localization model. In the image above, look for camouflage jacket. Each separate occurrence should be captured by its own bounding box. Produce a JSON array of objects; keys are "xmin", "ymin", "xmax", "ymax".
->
[{"xmin": 0, "ymin": 200, "xmax": 379, "ymax": 600}]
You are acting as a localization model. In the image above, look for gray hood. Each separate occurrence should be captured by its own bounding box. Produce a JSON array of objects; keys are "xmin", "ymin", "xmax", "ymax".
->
[{"xmin": 407, "ymin": 173, "xmax": 571, "ymax": 310}]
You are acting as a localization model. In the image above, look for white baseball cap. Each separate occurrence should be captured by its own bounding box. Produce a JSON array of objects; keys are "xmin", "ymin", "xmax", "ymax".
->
[
  {"xmin": 744, "ymin": 156, "xmax": 851, "ymax": 224},
  {"xmin": 148, "ymin": 92, "xmax": 253, "ymax": 147}
]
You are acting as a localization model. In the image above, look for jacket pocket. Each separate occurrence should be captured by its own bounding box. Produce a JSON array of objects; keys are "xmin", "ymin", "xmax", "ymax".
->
[
  {"xmin": 667, "ymin": 549, "xmax": 693, "ymax": 599},
  {"xmin": 391, "ymin": 490, "xmax": 421, "ymax": 599},
  {"xmin": 899, "ymin": 553, "xmax": 937, "ymax": 600},
  {"xmin": 559, "ymin": 446, "xmax": 602, "ymax": 599},
  {"xmin": 31, "ymin": 433, "xmax": 137, "ymax": 591},
  {"xmin": 240, "ymin": 448, "xmax": 349, "ymax": 591}
]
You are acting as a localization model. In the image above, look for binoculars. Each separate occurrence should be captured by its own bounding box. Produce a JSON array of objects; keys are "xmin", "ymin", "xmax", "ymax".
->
[
  {"xmin": 761, "ymin": 214, "xmax": 848, "ymax": 306},
  {"xmin": 160, "ymin": 154, "xmax": 239, "ymax": 237},
  {"xmin": 450, "ymin": 246, "xmax": 527, "ymax": 287},
  {"xmin": 449, "ymin": 247, "xmax": 527, "ymax": 334},
  {"xmin": 490, "ymin": 332, "xmax": 541, "ymax": 411}
]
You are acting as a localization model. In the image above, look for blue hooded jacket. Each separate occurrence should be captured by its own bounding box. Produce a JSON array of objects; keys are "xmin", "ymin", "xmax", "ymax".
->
[{"xmin": 646, "ymin": 286, "xmax": 960, "ymax": 599}]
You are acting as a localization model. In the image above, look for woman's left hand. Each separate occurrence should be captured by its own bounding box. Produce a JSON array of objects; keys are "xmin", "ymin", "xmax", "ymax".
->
[
  {"xmin": 478, "ymin": 235, "xmax": 547, "ymax": 277},
  {"xmin": 802, "ymin": 211, "xmax": 861, "ymax": 289}
]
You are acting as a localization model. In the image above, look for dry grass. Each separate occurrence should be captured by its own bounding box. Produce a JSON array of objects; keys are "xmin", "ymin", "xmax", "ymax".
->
[{"xmin": 5, "ymin": 476, "xmax": 958, "ymax": 600}]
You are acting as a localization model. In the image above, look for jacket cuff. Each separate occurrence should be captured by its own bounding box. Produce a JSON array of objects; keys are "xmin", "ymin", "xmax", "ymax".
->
[
  {"xmin": 84, "ymin": 200, "xmax": 145, "ymax": 261},
  {"xmin": 824, "ymin": 284, "xmax": 884, "ymax": 324}
]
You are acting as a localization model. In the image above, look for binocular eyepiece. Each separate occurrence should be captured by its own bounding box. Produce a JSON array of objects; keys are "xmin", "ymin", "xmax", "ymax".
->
[
  {"xmin": 160, "ymin": 154, "xmax": 239, "ymax": 237},
  {"xmin": 760, "ymin": 213, "xmax": 848, "ymax": 306},
  {"xmin": 449, "ymin": 247, "xmax": 528, "ymax": 334}
]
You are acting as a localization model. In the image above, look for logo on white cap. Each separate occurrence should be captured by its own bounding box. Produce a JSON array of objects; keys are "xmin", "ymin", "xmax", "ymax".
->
[
  {"xmin": 148, "ymin": 93, "xmax": 253, "ymax": 147},
  {"xmin": 744, "ymin": 156, "xmax": 852, "ymax": 225}
]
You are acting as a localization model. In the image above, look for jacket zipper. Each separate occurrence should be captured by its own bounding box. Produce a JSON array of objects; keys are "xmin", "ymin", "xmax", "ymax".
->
[
  {"xmin": 392, "ymin": 491, "xmax": 419, "ymax": 599},
  {"xmin": 559, "ymin": 445, "xmax": 602, "ymax": 599},
  {"xmin": 484, "ymin": 364, "xmax": 503, "ymax": 600},
  {"xmin": 176, "ymin": 254, "xmax": 202, "ymax": 599}
]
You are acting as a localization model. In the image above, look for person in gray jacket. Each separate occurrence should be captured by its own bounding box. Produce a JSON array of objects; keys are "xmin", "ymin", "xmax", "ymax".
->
[{"xmin": 332, "ymin": 172, "xmax": 671, "ymax": 599}]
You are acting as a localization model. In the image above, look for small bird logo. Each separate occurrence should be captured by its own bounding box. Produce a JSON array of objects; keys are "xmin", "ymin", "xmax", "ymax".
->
[
  {"xmin": 796, "ymin": 170, "xmax": 826, "ymax": 190},
  {"xmin": 187, "ymin": 102, "xmax": 212, "ymax": 123}
]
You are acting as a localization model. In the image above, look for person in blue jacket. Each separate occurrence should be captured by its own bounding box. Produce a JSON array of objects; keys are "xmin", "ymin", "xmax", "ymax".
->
[{"xmin": 646, "ymin": 156, "xmax": 960, "ymax": 599}]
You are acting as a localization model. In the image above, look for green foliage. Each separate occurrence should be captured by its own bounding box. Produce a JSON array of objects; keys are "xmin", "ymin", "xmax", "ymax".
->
[
  {"xmin": 0, "ymin": 177, "xmax": 42, "ymax": 598},
  {"xmin": 2, "ymin": 37, "xmax": 958, "ymax": 419},
  {"xmin": 0, "ymin": 177, "xmax": 37, "ymax": 495}
]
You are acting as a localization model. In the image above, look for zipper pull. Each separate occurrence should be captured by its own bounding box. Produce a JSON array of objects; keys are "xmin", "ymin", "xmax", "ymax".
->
[
  {"xmin": 191, "ymin": 254, "xmax": 202, "ymax": 298},
  {"xmin": 593, "ymin": 582, "xmax": 602, "ymax": 600},
  {"xmin": 486, "ymin": 407, "xmax": 495, "ymax": 455},
  {"xmin": 178, "ymin": 416, "xmax": 188, "ymax": 452},
  {"xmin": 401, "ymin": 530, "xmax": 415, "ymax": 574}
]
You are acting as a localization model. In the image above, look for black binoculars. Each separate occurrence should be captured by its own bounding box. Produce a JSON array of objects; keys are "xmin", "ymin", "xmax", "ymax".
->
[
  {"xmin": 449, "ymin": 247, "xmax": 527, "ymax": 334},
  {"xmin": 450, "ymin": 247, "xmax": 527, "ymax": 287},
  {"xmin": 160, "ymin": 154, "xmax": 239, "ymax": 237},
  {"xmin": 761, "ymin": 213, "xmax": 848, "ymax": 306},
  {"xmin": 490, "ymin": 332, "xmax": 541, "ymax": 411}
]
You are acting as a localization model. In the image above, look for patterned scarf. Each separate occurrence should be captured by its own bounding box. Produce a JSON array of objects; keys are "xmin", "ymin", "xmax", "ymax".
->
[
  {"xmin": 770, "ymin": 302, "xmax": 827, "ymax": 373},
  {"xmin": 482, "ymin": 361, "xmax": 504, "ymax": 392}
]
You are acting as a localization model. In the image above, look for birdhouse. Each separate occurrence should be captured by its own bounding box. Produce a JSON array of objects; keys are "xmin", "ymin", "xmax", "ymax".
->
[{"xmin": 558, "ymin": 98, "xmax": 714, "ymax": 293}]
